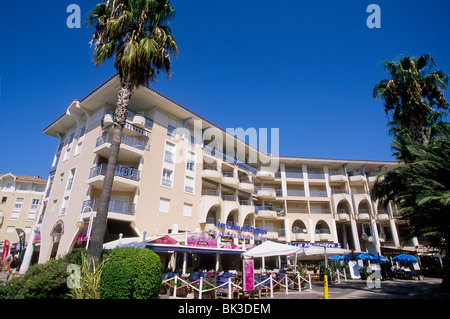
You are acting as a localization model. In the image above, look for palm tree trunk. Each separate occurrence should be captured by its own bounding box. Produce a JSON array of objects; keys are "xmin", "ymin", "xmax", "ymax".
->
[{"xmin": 87, "ymin": 77, "xmax": 134, "ymax": 264}]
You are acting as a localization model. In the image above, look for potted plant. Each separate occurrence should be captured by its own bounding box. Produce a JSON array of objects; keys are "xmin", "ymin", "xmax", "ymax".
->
[
  {"xmin": 169, "ymin": 278, "xmax": 188, "ymax": 297},
  {"xmin": 193, "ymin": 275, "xmax": 216, "ymax": 299}
]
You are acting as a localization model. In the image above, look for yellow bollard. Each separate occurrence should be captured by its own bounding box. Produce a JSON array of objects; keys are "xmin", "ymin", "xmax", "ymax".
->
[{"xmin": 323, "ymin": 275, "xmax": 329, "ymax": 299}]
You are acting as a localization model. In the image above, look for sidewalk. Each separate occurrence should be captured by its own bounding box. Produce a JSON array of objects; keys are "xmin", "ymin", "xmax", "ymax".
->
[{"xmin": 164, "ymin": 277, "xmax": 443, "ymax": 300}]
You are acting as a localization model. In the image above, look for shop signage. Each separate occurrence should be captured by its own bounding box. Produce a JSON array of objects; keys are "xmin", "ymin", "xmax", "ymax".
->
[
  {"xmin": 216, "ymin": 221, "xmax": 267, "ymax": 236},
  {"xmin": 291, "ymin": 242, "xmax": 341, "ymax": 248}
]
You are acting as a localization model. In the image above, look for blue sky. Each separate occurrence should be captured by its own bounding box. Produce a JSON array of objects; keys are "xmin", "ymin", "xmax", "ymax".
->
[{"xmin": 1, "ymin": 0, "xmax": 449, "ymax": 179}]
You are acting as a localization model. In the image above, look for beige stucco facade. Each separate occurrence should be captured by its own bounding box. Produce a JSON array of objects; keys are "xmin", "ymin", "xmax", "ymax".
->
[
  {"xmin": 21, "ymin": 75, "xmax": 415, "ymax": 271},
  {"xmin": 0, "ymin": 174, "xmax": 46, "ymax": 255}
]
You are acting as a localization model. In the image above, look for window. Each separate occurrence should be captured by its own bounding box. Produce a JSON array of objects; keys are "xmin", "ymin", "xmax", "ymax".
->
[
  {"xmin": 74, "ymin": 140, "xmax": 83, "ymax": 156},
  {"xmin": 19, "ymin": 183, "xmax": 30, "ymax": 191},
  {"xmin": 13, "ymin": 198, "xmax": 24, "ymax": 210},
  {"xmin": 184, "ymin": 176, "xmax": 194, "ymax": 194},
  {"xmin": 6, "ymin": 227, "xmax": 15, "ymax": 234},
  {"xmin": 60, "ymin": 197, "xmax": 69, "ymax": 216},
  {"xmin": 159, "ymin": 198, "xmax": 170, "ymax": 213},
  {"xmin": 66, "ymin": 168, "xmax": 75, "ymax": 190},
  {"xmin": 1, "ymin": 197, "xmax": 6, "ymax": 204},
  {"xmin": 30, "ymin": 199, "xmax": 39, "ymax": 210},
  {"xmin": 186, "ymin": 151, "xmax": 195, "ymax": 171},
  {"xmin": 162, "ymin": 169, "xmax": 173, "ymax": 187},
  {"xmin": 10, "ymin": 198, "xmax": 23, "ymax": 220},
  {"xmin": 183, "ymin": 203, "xmax": 192, "ymax": 217},
  {"xmin": 164, "ymin": 142, "xmax": 176, "ymax": 164},
  {"xmin": 27, "ymin": 199, "xmax": 39, "ymax": 221},
  {"xmin": 167, "ymin": 125, "xmax": 176, "ymax": 137}
]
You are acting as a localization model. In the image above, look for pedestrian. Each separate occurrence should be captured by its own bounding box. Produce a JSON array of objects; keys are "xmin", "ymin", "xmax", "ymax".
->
[{"xmin": 6, "ymin": 256, "xmax": 19, "ymax": 282}]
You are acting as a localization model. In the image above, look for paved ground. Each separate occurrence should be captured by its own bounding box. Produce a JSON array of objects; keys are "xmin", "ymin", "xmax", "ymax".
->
[
  {"xmin": 1, "ymin": 270, "xmax": 442, "ymax": 300},
  {"xmin": 163, "ymin": 277, "xmax": 443, "ymax": 300}
]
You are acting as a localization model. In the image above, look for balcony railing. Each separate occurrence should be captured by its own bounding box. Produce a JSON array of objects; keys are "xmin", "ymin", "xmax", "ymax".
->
[
  {"xmin": 287, "ymin": 208, "xmax": 308, "ymax": 214},
  {"xmin": 239, "ymin": 200, "xmax": 253, "ymax": 206},
  {"xmin": 287, "ymin": 189, "xmax": 305, "ymax": 197},
  {"xmin": 89, "ymin": 164, "xmax": 140, "ymax": 181},
  {"xmin": 309, "ymin": 190, "xmax": 328, "ymax": 197},
  {"xmin": 332, "ymin": 189, "xmax": 348, "ymax": 195},
  {"xmin": 285, "ymin": 172, "xmax": 303, "ymax": 178},
  {"xmin": 203, "ymin": 145, "xmax": 258, "ymax": 174},
  {"xmin": 337, "ymin": 209, "xmax": 348, "ymax": 214},
  {"xmin": 96, "ymin": 133, "xmax": 146, "ymax": 150},
  {"xmin": 315, "ymin": 229, "xmax": 331, "ymax": 234},
  {"xmin": 201, "ymin": 189, "xmax": 220, "ymax": 196},
  {"xmin": 308, "ymin": 172, "xmax": 325, "ymax": 179},
  {"xmin": 292, "ymin": 227, "xmax": 307, "ymax": 234},
  {"xmin": 222, "ymin": 195, "xmax": 237, "ymax": 201},
  {"xmin": 81, "ymin": 198, "xmax": 135, "ymax": 216},
  {"xmin": 310, "ymin": 208, "xmax": 331, "ymax": 214}
]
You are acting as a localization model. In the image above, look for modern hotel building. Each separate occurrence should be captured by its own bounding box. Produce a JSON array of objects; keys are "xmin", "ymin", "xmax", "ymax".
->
[{"xmin": 21, "ymin": 75, "xmax": 418, "ymax": 271}]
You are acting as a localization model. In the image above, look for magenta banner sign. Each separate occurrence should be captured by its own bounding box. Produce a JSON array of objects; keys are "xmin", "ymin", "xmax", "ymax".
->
[{"xmin": 243, "ymin": 259, "xmax": 254, "ymax": 292}]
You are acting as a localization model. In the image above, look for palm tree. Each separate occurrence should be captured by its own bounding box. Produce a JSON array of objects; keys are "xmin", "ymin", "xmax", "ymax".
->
[
  {"xmin": 86, "ymin": 0, "xmax": 178, "ymax": 264},
  {"xmin": 373, "ymin": 54, "xmax": 448, "ymax": 144},
  {"xmin": 371, "ymin": 122, "xmax": 450, "ymax": 287}
]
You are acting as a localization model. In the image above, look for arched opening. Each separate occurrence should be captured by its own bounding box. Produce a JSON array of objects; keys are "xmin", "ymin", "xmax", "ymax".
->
[
  {"xmin": 292, "ymin": 219, "xmax": 308, "ymax": 234},
  {"xmin": 315, "ymin": 220, "xmax": 330, "ymax": 234},
  {"xmin": 358, "ymin": 200, "xmax": 371, "ymax": 215},
  {"xmin": 50, "ymin": 220, "xmax": 64, "ymax": 259},
  {"xmin": 337, "ymin": 200, "xmax": 351, "ymax": 215}
]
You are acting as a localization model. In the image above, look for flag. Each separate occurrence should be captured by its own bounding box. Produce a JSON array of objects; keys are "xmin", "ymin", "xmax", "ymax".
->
[
  {"xmin": 15, "ymin": 228, "xmax": 26, "ymax": 262},
  {"xmin": 1, "ymin": 239, "xmax": 10, "ymax": 263}
]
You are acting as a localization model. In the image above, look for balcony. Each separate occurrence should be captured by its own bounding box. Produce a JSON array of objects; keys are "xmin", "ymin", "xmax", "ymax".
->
[
  {"xmin": 88, "ymin": 164, "xmax": 140, "ymax": 191},
  {"xmin": 81, "ymin": 198, "xmax": 135, "ymax": 222},
  {"xmin": 367, "ymin": 172, "xmax": 380, "ymax": 184},
  {"xmin": 256, "ymin": 168, "xmax": 275, "ymax": 180},
  {"xmin": 357, "ymin": 209, "xmax": 370, "ymax": 220},
  {"xmin": 285, "ymin": 171, "xmax": 303, "ymax": 179},
  {"xmin": 337, "ymin": 209, "xmax": 350, "ymax": 221},
  {"xmin": 329, "ymin": 171, "xmax": 346, "ymax": 182},
  {"xmin": 222, "ymin": 171, "xmax": 239, "ymax": 188},
  {"xmin": 309, "ymin": 190, "xmax": 328, "ymax": 198},
  {"xmin": 238, "ymin": 178, "xmax": 254, "ymax": 193},
  {"xmin": 308, "ymin": 172, "xmax": 325, "ymax": 180},
  {"xmin": 315, "ymin": 229, "xmax": 330, "ymax": 241},
  {"xmin": 255, "ymin": 206, "xmax": 285, "ymax": 219},
  {"xmin": 95, "ymin": 133, "xmax": 146, "ymax": 162},
  {"xmin": 348, "ymin": 171, "xmax": 366, "ymax": 184},
  {"xmin": 287, "ymin": 189, "xmax": 305, "ymax": 197},
  {"xmin": 201, "ymin": 164, "xmax": 222, "ymax": 183},
  {"xmin": 256, "ymin": 186, "xmax": 276, "ymax": 199},
  {"xmin": 292, "ymin": 227, "xmax": 307, "ymax": 241},
  {"xmin": 377, "ymin": 210, "xmax": 389, "ymax": 220}
]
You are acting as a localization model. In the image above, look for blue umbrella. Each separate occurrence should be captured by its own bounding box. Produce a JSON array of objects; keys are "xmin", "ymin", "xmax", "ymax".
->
[
  {"xmin": 392, "ymin": 254, "xmax": 418, "ymax": 262},
  {"xmin": 357, "ymin": 253, "xmax": 378, "ymax": 261},
  {"xmin": 328, "ymin": 255, "xmax": 343, "ymax": 261}
]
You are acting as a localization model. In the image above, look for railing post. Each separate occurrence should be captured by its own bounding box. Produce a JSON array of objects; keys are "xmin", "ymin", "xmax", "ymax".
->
[
  {"xmin": 269, "ymin": 275, "xmax": 273, "ymax": 298},
  {"xmin": 173, "ymin": 275, "xmax": 178, "ymax": 298},
  {"xmin": 308, "ymin": 274, "xmax": 312, "ymax": 290},
  {"xmin": 228, "ymin": 277, "xmax": 232, "ymax": 299},
  {"xmin": 199, "ymin": 277, "xmax": 203, "ymax": 299},
  {"xmin": 285, "ymin": 274, "xmax": 289, "ymax": 295},
  {"xmin": 297, "ymin": 273, "xmax": 301, "ymax": 292}
]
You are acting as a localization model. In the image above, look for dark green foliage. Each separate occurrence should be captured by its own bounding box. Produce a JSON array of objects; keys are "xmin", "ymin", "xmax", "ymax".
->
[
  {"xmin": 101, "ymin": 247, "xmax": 163, "ymax": 299},
  {"xmin": 100, "ymin": 261, "xmax": 134, "ymax": 299},
  {"xmin": 0, "ymin": 258, "xmax": 70, "ymax": 299}
]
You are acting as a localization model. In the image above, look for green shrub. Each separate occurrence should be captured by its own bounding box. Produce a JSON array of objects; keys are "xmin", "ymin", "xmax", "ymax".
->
[
  {"xmin": 0, "ymin": 258, "xmax": 70, "ymax": 299},
  {"xmin": 102, "ymin": 247, "xmax": 163, "ymax": 299},
  {"xmin": 100, "ymin": 261, "xmax": 134, "ymax": 299}
]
